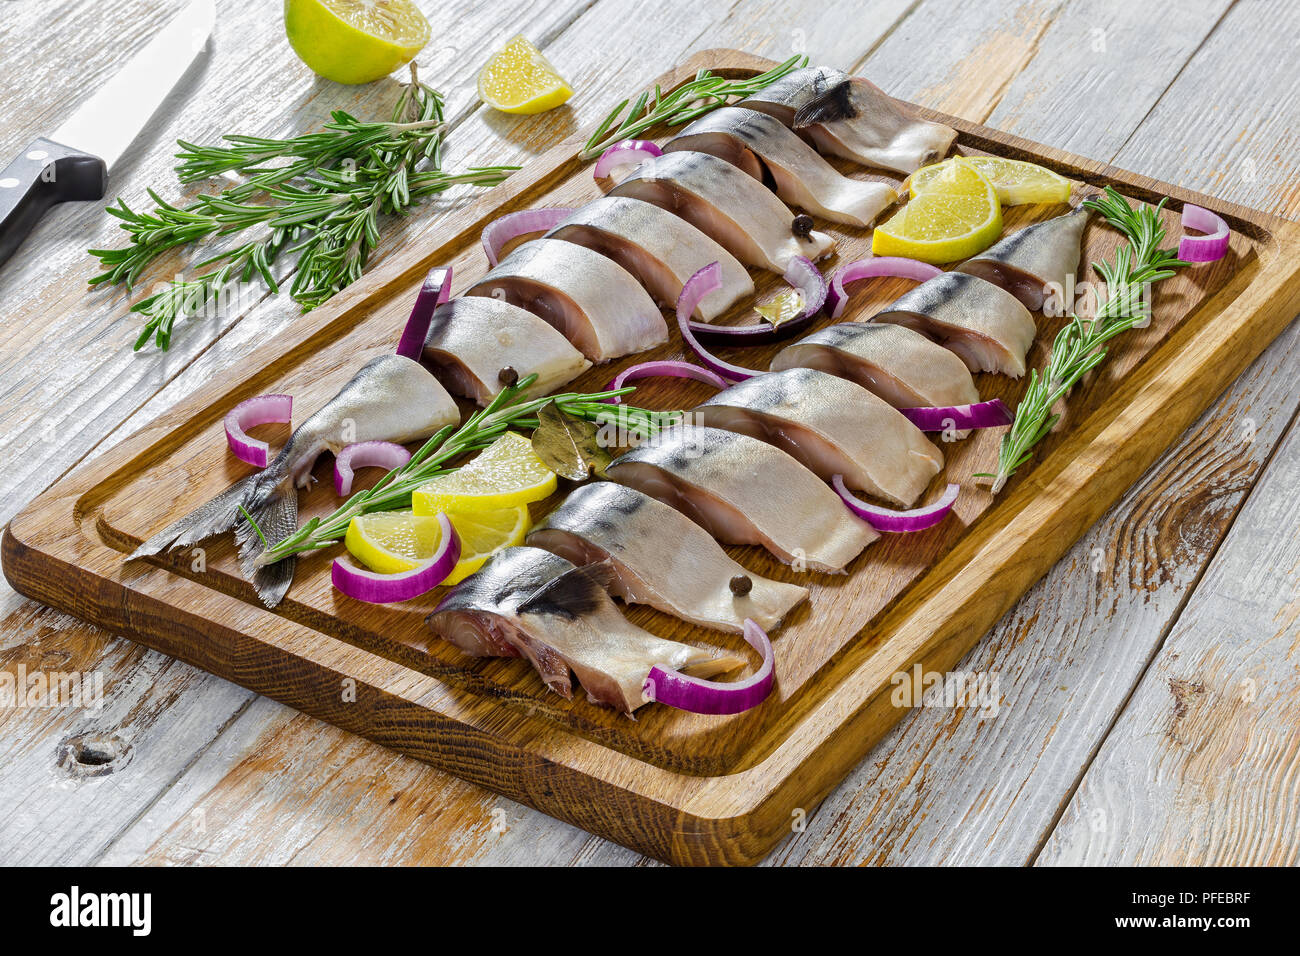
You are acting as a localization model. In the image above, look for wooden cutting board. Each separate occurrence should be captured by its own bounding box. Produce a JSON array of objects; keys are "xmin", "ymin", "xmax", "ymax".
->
[{"xmin": 5, "ymin": 50, "xmax": 1299, "ymax": 865}]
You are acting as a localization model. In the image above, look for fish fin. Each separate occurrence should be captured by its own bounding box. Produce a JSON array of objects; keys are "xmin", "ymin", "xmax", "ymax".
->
[
  {"xmin": 792, "ymin": 78, "xmax": 856, "ymax": 128},
  {"xmin": 516, "ymin": 560, "xmax": 618, "ymax": 619},
  {"xmin": 235, "ymin": 476, "xmax": 299, "ymax": 608},
  {"xmin": 128, "ymin": 474, "xmax": 259, "ymax": 560},
  {"xmin": 680, "ymin": 653, "xmax": 746, "ymax": 680}
]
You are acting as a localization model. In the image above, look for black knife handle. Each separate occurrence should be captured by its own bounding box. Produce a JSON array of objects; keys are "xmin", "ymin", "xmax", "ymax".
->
[{"xmin": 0, "ymin": 137, "xmax": 107, "ymax": 268}]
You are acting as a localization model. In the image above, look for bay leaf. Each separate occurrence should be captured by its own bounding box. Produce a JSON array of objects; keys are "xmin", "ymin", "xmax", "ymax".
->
[
  {"xmin": 531, "ymin": 401, "xmax": 612, "ymax": 481},
  {"xmin": 754, "ymin": 287, "xmax": 805, "ymax": 330}
]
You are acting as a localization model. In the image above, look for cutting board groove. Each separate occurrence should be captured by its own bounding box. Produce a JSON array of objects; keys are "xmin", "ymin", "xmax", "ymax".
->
[{"xmin": 6, "ymin": 51, "xmax": 1300, "ymax": 864}]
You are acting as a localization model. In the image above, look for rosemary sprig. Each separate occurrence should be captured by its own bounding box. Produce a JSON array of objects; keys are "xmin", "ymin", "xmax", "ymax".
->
[
  {"xmin": 986, "ymin": 187, "xmax": 1190, "ymax": 492},
  {"xmin": 579, "ymin": 54, "xmax": 808, "ymax": 160},
  {"xmin": 89, "ymin": 66, "xmax": 517, "ymax": 351},
  {"xmin": 254, "ymin": 375, "xmax": 680, "ymax": 565}
]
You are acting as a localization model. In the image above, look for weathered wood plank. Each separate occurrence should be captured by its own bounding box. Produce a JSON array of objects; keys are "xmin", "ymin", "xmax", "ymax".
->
[
  {"xmin": 1110, "ymin": 0, "xmax": 1300, "ymax": 218},
  {"xmin": 1037, "ymin": 405, "xmax": 1300, "ymax": 865}
]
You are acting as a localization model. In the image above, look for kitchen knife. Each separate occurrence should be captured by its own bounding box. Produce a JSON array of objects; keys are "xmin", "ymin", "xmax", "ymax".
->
[{"xmin": 0, "ymin": 0, "xmax": 216, "ymax": 268}]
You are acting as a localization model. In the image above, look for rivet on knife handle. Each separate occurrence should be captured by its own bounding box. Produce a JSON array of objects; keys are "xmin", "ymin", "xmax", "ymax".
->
[{"xmin": 0, "ymin": 137, "xmax": 107, "ymax": 268}]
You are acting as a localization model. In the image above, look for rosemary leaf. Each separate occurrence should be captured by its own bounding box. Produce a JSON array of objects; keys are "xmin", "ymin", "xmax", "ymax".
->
[
  {"xmin": 989, "ymin": 187, "xmax": 1191, "ymax": 492},
  {"xmin": 90, "ymin": 65, "xmax": 517, "ymax": 351},
  {"xmin": 579, "ymin": 55, "xmax": 808, "ymax": 160}
]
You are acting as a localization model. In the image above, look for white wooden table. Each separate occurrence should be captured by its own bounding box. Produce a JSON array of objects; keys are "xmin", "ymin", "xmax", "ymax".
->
[{"xmin": 1, "ymin": 0, "xmax": 1297, "ymax": 865}]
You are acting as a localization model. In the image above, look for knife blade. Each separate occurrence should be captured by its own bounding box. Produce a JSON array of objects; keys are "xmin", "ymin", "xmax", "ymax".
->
[{"xmin": 0, "ymin": 0, "xmax": 215, "ymax": 268}]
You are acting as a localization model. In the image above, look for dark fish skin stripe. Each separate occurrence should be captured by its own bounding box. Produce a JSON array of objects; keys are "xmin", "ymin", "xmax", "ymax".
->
[
  {"xmin": 793, "ymin": 79, "xmax": 856, "ymax": 128},
  {"xmin": 516, "ymin": 561, "xmax": 618, "ymax": 620}
]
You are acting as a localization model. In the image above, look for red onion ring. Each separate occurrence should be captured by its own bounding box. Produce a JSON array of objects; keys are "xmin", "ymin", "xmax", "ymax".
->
[
  {"xmin": 395, "ymin": 266, "xmax": 452, "ymax": 360},
  {"xmin": 687, "ymin": 255, "xmax": 828, "ymax": 344},
  {"xmin": 899, "ymin": 399, "xmax": 1013, "ymax": 432},
  {"xmin": 481, "ymin": 208, "xmax": 574, "ymax": 267},
  {"xmin": 1178, "ymin": 204, "xmax": 1230, "ymax": 263},
  {"xmin": 224, "ymin": 393, "xmax": 292, "ymax": 469},
  {"xmin": 593, "ymin": 139, "xmax": 663, "ymax": 179},
  {"xmin": 824, "ymin": 257, "xmax": 943, "ymax": 318},
  {"xmin": 331, "ymin": 513, "xmax": 461, "ymax": 604},
  {"xmin": 833, "ymin": 476, "xmax": 960, "ymax": 533},
  {"xmin": 603, "ymin": 360, "xmax": 730, "ymax": 405},
  {"xmin": 334, "ymin": 441, "xmax": 412, "ymax": 496},
  {"xmin": 643, "ymin": 618, "xmax": 774, "ymax": 714},
  {"xmin": 677, "ymin": 264, "xmax": 760, "ymax": 382}
]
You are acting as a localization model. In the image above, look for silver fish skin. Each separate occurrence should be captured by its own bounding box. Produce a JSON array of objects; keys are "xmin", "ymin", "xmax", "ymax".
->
[
  {"xmin": 427, "ymin": 547, "xmax": 744, "ymax": 714},
  {"xmin": 464, "ymin": 238, "xmax": 668, "ymax": 362},
  {"xmin": 527, "ymin": 481, "xmax": 808, "ymax": 633},
  {"xmin": 742, "ymin": 67, "xmax": 957, "ymax": 174},
  {"xmin": 873, "ymin": 271, "xmax": 1038, "ymax": 377},
  {"xmin": 129, "ymin": 354, "xmax": 459, "ymax": 607},
  {"xmin": 694, "ymin": 368, "xmax": 943, "ymax": 507},
  {"xmin": 770, "ymin": 321, "xmax": 980, "ymax": 411},
  {"xmin": 422, "ymin": 296, "xmax": 590, "ymax": 405},
  {"xmin": 957, "ymin": 205, "xmax": 1090, "ymax": 311},
  {"xmin": 606, "ymin": 425, "xmax": 877, "ymax": 573},
  {"xmin": 545, "ymin": 196, "xmax": 753, "ymax": 322},
  {"xmin": 666, "ymin": 106, "xmax": 897, "ymax": 228},
  {"xmin": 609, "ymin": 150, "xmax": 835, "ymax": 273}
]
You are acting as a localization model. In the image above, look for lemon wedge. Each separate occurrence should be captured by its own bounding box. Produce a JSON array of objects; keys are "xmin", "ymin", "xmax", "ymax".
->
[
  {"xmin": 284, "ymin": 0, "xmax": 431, "ymax": 85},
  {"xmin": 909, "ymin": 156, "xmax": 1071, "ymax": 206},
  {"xmin": 872, "ymin": 156, "xmax": 1002, "ymax": 263},
  {"xmin": 412, "ymin": 431, "xmax": 557, "ymax": 515},
  {"xmin": 477, "ymin": 35, "xmax": 573, "ymax": 114},
  {"xmin": 441, "ymin": 506, "xmax": 531, "ymax": 584},
  {"xmin": 345, "ymin": 506, "xmax": 531, "ymax": 583},
  {"xmin": 344, "ymin": 510, "xmax": 446, "ymax": 575}
]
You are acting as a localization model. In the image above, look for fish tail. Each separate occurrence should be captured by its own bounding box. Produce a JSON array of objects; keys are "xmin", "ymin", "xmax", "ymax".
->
[
  {"xmin": 128, "ymin": 474, "xmax": 260, "ymax": 561},
  {"xmin": 234, "ymin": 474, "xmax": 299, "ymax": 609}
]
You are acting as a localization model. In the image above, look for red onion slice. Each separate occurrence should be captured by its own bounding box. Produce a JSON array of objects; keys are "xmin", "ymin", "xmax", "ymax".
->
[
  {"xmin": 481, "ymin": 208, "xmax": 574, "ymax": 267},
  {"xmin": 900, "ymin": 399, "xmax": 1013, "ymax": 432},
  {"xmin": 1178, "ymin": 204, "xmax": 1230, "ymax": 263},
  {"xmin": 687, "ymin": 255, "xmax": 828, "ymax": 344},
  {"xmin": 824, "ymin": 257, "xmax": 943, "ymax": 318},
  {"xmin": 331, "ymin": 513, "xmax": 461, "ymax": 604},
  {"xmin": 593, "ymin": 139, "xmax": 663, "ymax": 179},
  {"xmin": 603, "ymin": 360, "xmax": 730, "ymax": 405},
  {"xmin": 395, "ymin": 266, "xmax": 452, "ymax": 360},
  {"xmin": 643, "ymin": 619, "xmax": 774, "ymax": 715},
  {"xmin": 224, "ymin": 393, "xmax": 293, "ymax": 469},
  {"xmin": 834, "ymin": 476, "xmax": 960, "ymax": 533},
  {"xmin": 784, "ymin": 254, "xmax": 829, "ymax": 316},
  {"xmin": 334, "ymin": 441, "xmax": 413, "ymax": 496},
  {"xmin": 677, "ymin": 264, "xmax": 760, "ymax": 382}
]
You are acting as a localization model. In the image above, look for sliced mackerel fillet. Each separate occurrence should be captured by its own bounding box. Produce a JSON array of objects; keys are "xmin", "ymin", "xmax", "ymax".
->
[
  {"xmin": 742, "ymin": 66, "xmax": 957, "ymax": 174},
  {"xmin": 665, "ymin": 106, "xmax": 897, "ymax": 227},
  {"xmin": 545, "ymin": 195, "xmax": 753, "ymax": 322},
  {"xmin": 606, "ymin": 425, "xmax": 877, "ymax": 573},
  {"xmin": 872, "ymin": 271, "xmax": 1037, "ymax": 377},
  {"xmin": 427, "ymin": 546, "xmax": 743, "ymax": 714},
  {"xmin": 609, "ymin": 149, "xmax": 834, "ymax": 273},
  {"xmin": 528, "ymin": 481, "xmax": 808, "ymax": 633},
  {"xmin": 422, "ymin": 296, "xmax": 591, "ymax": 405},
  {"xmin": 693, "ymin": 368, "xmax": 943, "ymax": 507},
  {"xmin": 957, "ymin": 205, "xmax": 1090, "ymax": 311},
  {"xmin": 463, "ymin": 238, "xmax": 668, "ymax": 361},
  {"xmin": 770, "ymin": 321, "xmax": 980, "ymax": 410}
]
